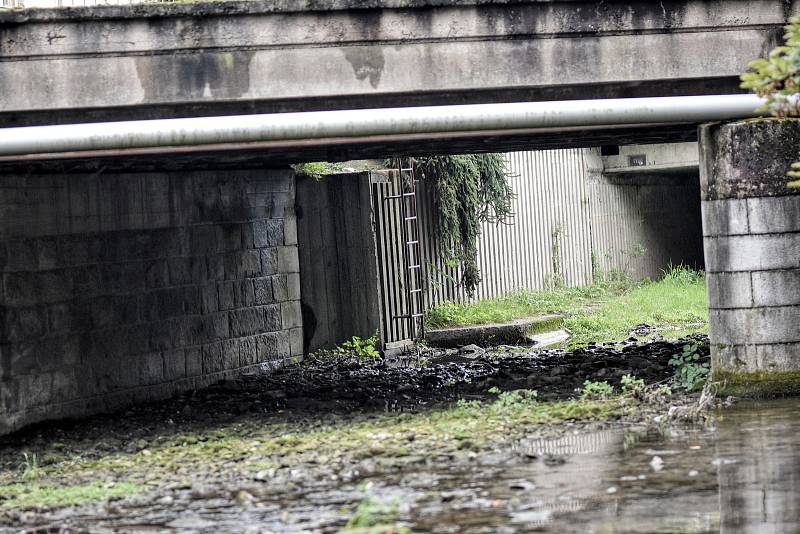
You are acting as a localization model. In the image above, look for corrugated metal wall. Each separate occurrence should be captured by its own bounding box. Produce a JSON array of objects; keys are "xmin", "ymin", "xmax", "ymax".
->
[
  {"xmin": 475, "ymin": 149, "xmax": 593, "ymax": 300},
  {"xmin": 421, "ymin": 148, "xmax": 594, "ymax": 306},
  {"xmin": 419, "ymin": 148, "xmax": 703, "ymax": 307}
]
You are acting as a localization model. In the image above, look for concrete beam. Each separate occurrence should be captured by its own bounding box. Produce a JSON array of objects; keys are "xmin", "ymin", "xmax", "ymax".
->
[{"xmin": 0, "ymin": 0, "xmax": 797, "ymax": 127}]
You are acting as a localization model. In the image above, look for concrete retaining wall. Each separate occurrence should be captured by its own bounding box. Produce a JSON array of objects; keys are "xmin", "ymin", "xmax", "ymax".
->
[
  {"xmin": 0, "ymin": 167, "xmax": 302, "ymax": 435},
  {"xmin": 700, "ymin": 120, "xmax": 800, "ymax": 393},
  {"xmin": 295, "ymin": 172, "xmax": 381, "ymax": 353}
]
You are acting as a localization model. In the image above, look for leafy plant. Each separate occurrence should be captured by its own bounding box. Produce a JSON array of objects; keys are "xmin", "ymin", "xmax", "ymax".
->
[
  {"xmin": 580, "ymin": 380, "xmax": 614, "ymax": 400},
  {"xmin": 337, "ymin": 333, "xmax": 381, "ymax": 363},
  {"xmin": 410, "ymin": 154, "xmax": 515, "ymax": 296},
  {"xmin": 620, "ymin": 374, "xmax": 646, "ymax": 398},
  {"xmin": 740, "ymin": 16, "xmax": 800, "ymax": 116},
  {"xmin": 668, "ymin": 343, "xmax": 710, "ymax": 392},
  {"xmin": 488, "ymin": 389, "xmax": 538, "ymax": 417}
]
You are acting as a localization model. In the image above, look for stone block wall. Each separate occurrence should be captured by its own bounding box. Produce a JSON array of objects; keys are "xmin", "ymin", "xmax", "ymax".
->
[
  {"xmin": 0, "ymin": 168, "xmax": 302, "ymax": 435},
  {"xmin": 700, "ymin": 120, "xmax": 800, "ymax": 392}
]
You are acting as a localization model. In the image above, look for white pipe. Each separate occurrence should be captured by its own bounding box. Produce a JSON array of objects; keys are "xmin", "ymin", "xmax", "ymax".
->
[{"xmin": 0, "ymin": 94, "xmax": 765, "ymax": 157}]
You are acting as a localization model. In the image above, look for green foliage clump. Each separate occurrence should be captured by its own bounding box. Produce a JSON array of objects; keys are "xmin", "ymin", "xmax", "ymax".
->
[
  {"xmin": 580, "ymin": 380, "xmax": 614, "ymax": 400},
  {"xmin": 412, "ymin": 154, "xmax": 515, "ymax": 296},
  {"xmin": 620, "ymin": 374, "xmax": 646, "ymax": 398},
  {"xmin": 337, "ymin": 334, "xmax": 381, "ymax": 363},
  {"xmin": 342, "ymin": 496, "xmax": 405, "ymax": 531},
  {"xmin": 291, "ymin": 162, "xmax": 343, "ymax": 180},
  {"xmin": 669, "ymin": 343, "xmax": 709, "ymax": 392},
  {"xmin": 740, "ymin": 16, "xmax": 800, "ymax": 187},
  {"xmin": 487, "ymin": 389, "xmax": 538, "ymax": 417}
]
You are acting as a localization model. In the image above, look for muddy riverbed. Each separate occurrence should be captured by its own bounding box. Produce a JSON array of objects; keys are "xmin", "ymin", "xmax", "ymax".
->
[{"xmin": 1, "ymin": 335, "xmax": 798, "ymax": 533}]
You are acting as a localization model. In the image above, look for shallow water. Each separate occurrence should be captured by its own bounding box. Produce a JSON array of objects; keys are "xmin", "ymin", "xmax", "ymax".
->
[
  {"xmin": 402, "ymin": 397, "xmax": 800, "ymax": 533},
  {"xmin": 8, "ymin": 397, "xmax": 800, "ymax": 533}
]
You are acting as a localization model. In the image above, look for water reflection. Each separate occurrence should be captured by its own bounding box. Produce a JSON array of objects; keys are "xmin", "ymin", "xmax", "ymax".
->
[
  {"xmin": 716, "ymin": 402, "xmax": 800, "ymax": 533},
  {"xmin": 410, "ymin": 398, "xmax": 800, "ymax": 533}
]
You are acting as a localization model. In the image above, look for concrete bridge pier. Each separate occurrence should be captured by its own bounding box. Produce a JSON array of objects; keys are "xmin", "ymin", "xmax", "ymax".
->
[{"xmin": 700, "ymin": 120, "xmax": 800, "ymax": 395}]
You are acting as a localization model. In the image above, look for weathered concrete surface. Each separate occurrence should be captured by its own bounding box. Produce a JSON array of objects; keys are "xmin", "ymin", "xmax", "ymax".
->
[
  {"xmin": 0, "ymin": 0, "xmax": 796, "ymax": 131},
  {"xmin": 700, "ymin": 120, "xmax": 800, "ymax": 394},
  {"xmin": 0, "ymin": 167, "xmax": 303, "ymax": 435}
]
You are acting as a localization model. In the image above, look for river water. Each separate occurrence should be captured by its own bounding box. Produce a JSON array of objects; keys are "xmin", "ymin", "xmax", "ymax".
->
[
  {"xmin": 399, "ymin": 397, "xmax": 800, "ymax": 533},
  {"xmin": 7, "ymin": 398, "xmax": 799, "ymax": 533}
]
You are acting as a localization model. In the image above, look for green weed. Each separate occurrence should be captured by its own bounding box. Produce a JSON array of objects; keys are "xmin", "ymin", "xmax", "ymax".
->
[
  {"xmin": 340, "ymin": 496, "xmax": 408, "ymax": 533},
  {"xmin": 669, "ymin": 343, "xmax": 710, "ymax": 391},
  {"xmin": 620, "ymin": 374, "xmax": 646, "ymax": 398},
  {"xmin": 338, "ymin": 334, "xmax": 381, "ymax": 363},
  {"xmin": 580, "ymin": 380, "xmax": 614, "ymax": 400},
  {"xmin": 20, "ymin": 452, "xmax": 39, "ymax": 482},
  {"xmin": 0, "ymin": 481, "xmax": 143, "ymax": 511}
]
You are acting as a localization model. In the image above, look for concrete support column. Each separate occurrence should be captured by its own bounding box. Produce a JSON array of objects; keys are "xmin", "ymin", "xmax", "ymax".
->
[{"xmin": 700, "ymin": 120, "xmax": 800, "ymax": 394}]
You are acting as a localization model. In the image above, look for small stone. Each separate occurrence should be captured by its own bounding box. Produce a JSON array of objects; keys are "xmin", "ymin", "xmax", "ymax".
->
[
  {"xmin": 650, "ymin": 456, "xmax": 664, "ymax": 472},
  {"xmin": 688, "ymin": 470, "xmax": 699, "ymax": 477},
  {"xmin": 234, "ymin": 490, "xmax": 255, "ymax": 504}
]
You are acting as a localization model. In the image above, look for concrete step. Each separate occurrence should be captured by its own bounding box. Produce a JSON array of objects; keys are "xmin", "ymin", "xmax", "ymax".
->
[
  {"xmin": 425, "ymin": 314, "xmax": 565, "ymax": 348},
  {"xmin": 526, "ymin": 328, "xmax": 571, "ymax": 349}
]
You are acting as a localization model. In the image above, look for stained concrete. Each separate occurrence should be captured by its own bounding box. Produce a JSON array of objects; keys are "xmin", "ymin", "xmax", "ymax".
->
[
  {"xmin": 0, "ymin": 0, "xmax": 796, "ymax": 130},
  {"xmin": 700, "ymin": 120, "xmax": 800, "ymax": 387}
]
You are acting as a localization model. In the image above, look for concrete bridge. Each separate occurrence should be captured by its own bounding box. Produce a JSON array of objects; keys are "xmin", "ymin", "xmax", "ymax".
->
[
  {"xmin": 0, "ymin": 0, "xmax": 798, "ymax": 434},
  {"xmin": 0, "ymin": 0, "xmax": 797, "ymax": 160}
]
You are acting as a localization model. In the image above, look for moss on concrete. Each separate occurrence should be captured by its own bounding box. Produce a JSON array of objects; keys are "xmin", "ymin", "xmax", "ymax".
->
[
  {"xmin": 524, "ymin": 315, "xmax": 565, "ymax": 336},
  {"xmin": 712, "ymin": 369, "xmax": 800, "ymax": 397}
]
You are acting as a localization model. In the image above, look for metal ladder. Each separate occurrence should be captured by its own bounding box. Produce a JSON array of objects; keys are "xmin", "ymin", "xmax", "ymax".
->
[{"xmin": 385, "ymin": 158, "xmax": 425, "ymax": 341}]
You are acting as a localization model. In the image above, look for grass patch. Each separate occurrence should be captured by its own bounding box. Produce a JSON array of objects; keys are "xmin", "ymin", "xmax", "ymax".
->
[
  {"xmin": 0, "ymin": 481, "xmax": 143, "ymax": 510},
  {"xmin": 426, "ymin": 267, "xmax": 708, "ymax": 346},
  {"xmin": 565, "ymin": 268, "xmax": 707, "ymax": 345}
]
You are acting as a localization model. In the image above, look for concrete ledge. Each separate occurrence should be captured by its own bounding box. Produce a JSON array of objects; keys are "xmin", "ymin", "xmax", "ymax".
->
[
  {"xmin": 712, "ymin": 342, "xmax": 800, "ymax": 373},
  {"xmin": 425, "ymin": 315, "xmax": 564, "ymax": 348},
  {"xmin": 713, "ymin": 368, "xmax": 800, "ymax": 397}
]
